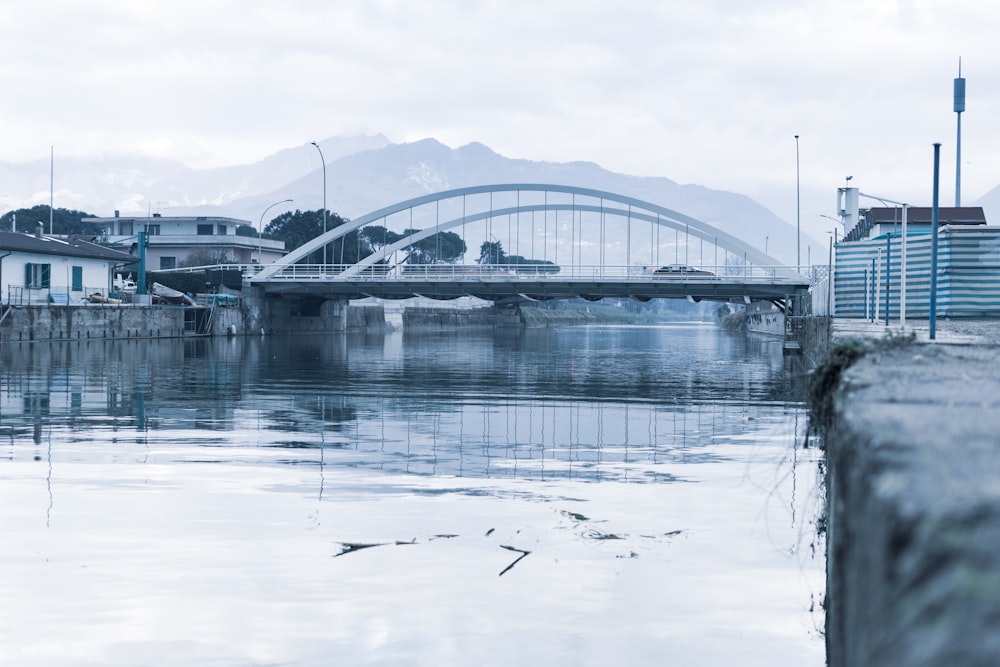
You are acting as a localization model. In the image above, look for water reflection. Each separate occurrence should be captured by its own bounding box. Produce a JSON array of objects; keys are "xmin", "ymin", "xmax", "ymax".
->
[
  {"xmin": 1, "ymin": 325, "xmax": 808, "ymax": 485},
  {"xmin": 0, "ymin": 323, "xmax": 823, "ymax": 666}
]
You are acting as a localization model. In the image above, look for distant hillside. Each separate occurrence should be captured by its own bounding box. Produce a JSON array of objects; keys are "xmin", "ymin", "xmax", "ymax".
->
[{"xmin": 1, "ymin": 134, "xmax": 820, "ymax": 265}]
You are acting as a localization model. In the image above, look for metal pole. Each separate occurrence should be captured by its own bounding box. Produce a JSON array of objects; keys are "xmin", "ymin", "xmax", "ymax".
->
[
  {"xmin": 884, "ymin": 232, "xmax": 891, "ymax": 326},
  {"xmin": 956, "ymin": 110, "xmax": 963, "ymax": 206},
  {"xmin": 954, "ymin": 59, "xmax": 965, "ymax": 207},
  {"xmin": 900, "ymin": 204, "xmax": 908, "ymax": 326},
  {"xmin": 865, "ymin": 267, "xmax": 870, "ymax": 321},
  {"xmin": 310, "ymin": 141, "xmax": 327, "ymax": 265},
  {"xmin": 874, "ymin": 252, "xmax": 881, "ymax": 323},
  {"xmin": 137, "ymin": 231, "xmax": 147, "ymax": 296},
  {"xmin": 49, "ymin": 146, "xmax": 54, "ymax": 235},
  {"xmin": 826, "ymin": 234, "xmax": 833, "ymax": 343},
  {"xmin": 795, "ymin": 135, "xmax": 801, "ymax": 271},
  {"xmin": 930, "ymin": 143, "xmax": 941, "ymax": 340}
]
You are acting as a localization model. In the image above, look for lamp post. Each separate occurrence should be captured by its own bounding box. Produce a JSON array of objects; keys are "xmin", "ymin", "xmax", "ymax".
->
[
  {"xmin": 258, "ymin": 199, "xmax": 293, "ymax": 265},
  {"xmin": 49, "ymin": 146, "xmax": 54, "ymax": 235},
  {"xmin": 764, "ymin": 235, "xmax": 769, "ymax": 256},
  {"xmin": 794, "ymin": 135, "xmax": 801, "ymax": 272},
  {"xmin": 310, "ymin": 141, "xmax": 327, "ymax": 266}
]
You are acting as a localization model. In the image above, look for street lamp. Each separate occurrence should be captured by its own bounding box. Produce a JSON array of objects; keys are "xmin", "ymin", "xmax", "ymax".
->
[
  {"xmin": 258, "ymin": 199, "xmax": 293, "ymax": 265},
  {"xmin": 820, "ymin": 214, "xmax": 842, "ymax": 230},
  {"xmin": 764, "ymin": 235, "xmax": 769, "ymax": 256},
  {"xmin": 310, "ymin": 141, "xmax": 327, "ymax": 265},
  {"xmin": 794, "ymin": 135, "xmax": 800, "ymax": 271}
]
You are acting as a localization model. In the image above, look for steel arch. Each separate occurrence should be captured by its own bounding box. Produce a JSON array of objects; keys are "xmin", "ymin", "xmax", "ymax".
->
[{"xmin": 254, "ymin": 183, "xmax": 794, "ymax": 280}]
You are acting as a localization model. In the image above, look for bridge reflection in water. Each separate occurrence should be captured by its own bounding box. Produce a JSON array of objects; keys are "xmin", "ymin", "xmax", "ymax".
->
[{"xmin": 0, "ymin": 327, "xmax": 806, "ymax": 485}]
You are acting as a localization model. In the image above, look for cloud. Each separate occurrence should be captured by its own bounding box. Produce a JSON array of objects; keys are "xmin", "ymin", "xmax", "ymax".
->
[{"xmin": 1, "ymin": 0, "xmax": 998, "ymax": 229}]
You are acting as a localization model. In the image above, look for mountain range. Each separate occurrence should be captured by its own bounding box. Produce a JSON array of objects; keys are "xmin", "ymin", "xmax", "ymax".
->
[{"xmin": 15, "ymin": 133, "xmax": 982, "ymax": 267}]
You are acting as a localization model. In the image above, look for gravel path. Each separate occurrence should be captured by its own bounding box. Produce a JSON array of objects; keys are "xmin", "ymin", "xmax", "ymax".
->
[{"xmin": 832, "ymin": 318, "xmax": 1000, "ymax": 345}]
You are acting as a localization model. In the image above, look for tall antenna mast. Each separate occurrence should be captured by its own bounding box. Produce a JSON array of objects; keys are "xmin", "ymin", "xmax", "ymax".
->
[{"xmin": 954, "ymin": 57, "xmax": 966, "ymax": 206}]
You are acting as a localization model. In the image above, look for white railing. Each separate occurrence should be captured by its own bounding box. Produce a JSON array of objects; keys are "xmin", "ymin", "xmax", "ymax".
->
[
  {"xmin": 252, "ymin": 264, "xmax": 807, "ymax": 283},
  {"xmin": 4, "ymin": 285, "xmax": 133, "ymax": 306}
]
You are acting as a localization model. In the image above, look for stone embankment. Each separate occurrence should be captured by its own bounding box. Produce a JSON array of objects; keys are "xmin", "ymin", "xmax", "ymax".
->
[{"xmin": 818, "ymin": 319, "xmax": 1000, "ymax": 667}]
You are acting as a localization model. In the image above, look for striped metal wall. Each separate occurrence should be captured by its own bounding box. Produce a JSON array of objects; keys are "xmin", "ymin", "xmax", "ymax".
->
[{"xmin": 832, "ymin": 227, "xmax": 1000, "ymax": 319}]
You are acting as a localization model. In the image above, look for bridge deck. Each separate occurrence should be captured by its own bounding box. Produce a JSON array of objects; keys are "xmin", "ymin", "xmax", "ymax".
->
[{"xmin": 247, "ymin": 264, "xmax": 808, "ymax": 303}]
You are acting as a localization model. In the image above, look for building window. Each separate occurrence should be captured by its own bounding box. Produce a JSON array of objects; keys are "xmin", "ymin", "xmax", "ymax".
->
[
  {"xmin": 217, "ymin": 224, "xmax": 228, "ymax": 235},
  {"xmin": 25, "ymin": 263, "xmax": 51, "ymax": 288},
  {"xmin": 197, "ymin": 224, "xmax": 213, "ymax": 236},
  {"xmin": 146, "ymin": 224, "xmax": 160, "ymax": 236},
  {"xmin": 160, "ymin": 257, "xmax": 177, "ymax": 270},
  {"xmin": 71, "ymin": 266, "xmax": 83, "ymax": 291},
  {"xmin": 120, "ymin": 222, "xmax": 134, "ymax": 235}
]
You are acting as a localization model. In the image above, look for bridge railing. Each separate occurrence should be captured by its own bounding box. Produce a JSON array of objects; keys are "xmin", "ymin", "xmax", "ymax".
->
[
  {"xmin": 244, "ymin": 263, "xmax": 807, "ymax": 282},
  {"xmin": 163, "ymin": 263, "xmax": 807, "ymax": 283}
]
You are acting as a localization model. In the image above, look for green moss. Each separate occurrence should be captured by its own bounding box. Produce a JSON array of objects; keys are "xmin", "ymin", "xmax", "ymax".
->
[{"xmin": 807, "ymin": 338, "xmax": 868, "ymax": 442}]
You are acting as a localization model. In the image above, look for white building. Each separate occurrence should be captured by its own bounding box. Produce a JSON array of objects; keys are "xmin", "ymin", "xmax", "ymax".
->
[
  {"xmin": 84, "ymin": 213, "xmax": 287, "ymax": 270},
  {"xmin": 0, "ymin": 229, "xmax": 137, "ymax": 304}
]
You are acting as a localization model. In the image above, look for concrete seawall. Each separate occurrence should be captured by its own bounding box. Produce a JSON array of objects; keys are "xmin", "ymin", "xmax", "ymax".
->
[
  {"xmin": 820, "ymin": 327, "xmax": 1000, "ymax": 666},
  {"xmin": 0, "ymin": 295, "xmax": 356, "ymax": 342}
]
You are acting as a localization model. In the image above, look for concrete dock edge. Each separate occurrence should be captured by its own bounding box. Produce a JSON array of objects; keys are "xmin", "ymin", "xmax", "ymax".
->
[{"xmin": 823, "ymin": 343, "xmax": 1000, "ymax": 666}]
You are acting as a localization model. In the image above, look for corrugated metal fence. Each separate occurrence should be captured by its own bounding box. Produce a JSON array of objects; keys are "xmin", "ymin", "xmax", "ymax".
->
[{"xmin": 831, "ymin": 227, "xmax": 1000, "ymax": 319}]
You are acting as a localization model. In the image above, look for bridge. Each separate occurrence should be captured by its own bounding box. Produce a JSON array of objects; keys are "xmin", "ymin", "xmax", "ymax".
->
[{"xmin": 248, "ymin": 184, "xmax": 809, "ymax": 309}]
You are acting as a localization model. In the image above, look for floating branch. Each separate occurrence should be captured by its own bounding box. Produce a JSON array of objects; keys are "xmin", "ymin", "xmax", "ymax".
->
[
  {"xmin": 334, "ymin": 542, "xmax": 388, "ymax": 557},
  {"xmin": 498, "ymin": 545, "xmax": 531, "ymax": 577},
  {"xmin": 582, "ymin": 529, "xmax": 624, "ymax": 541}
]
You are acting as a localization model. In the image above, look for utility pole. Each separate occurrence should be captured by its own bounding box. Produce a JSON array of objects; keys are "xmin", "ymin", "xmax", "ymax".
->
[{"xmin": 954, "ymin": 58, "xmax": 966, "ymax": 207}]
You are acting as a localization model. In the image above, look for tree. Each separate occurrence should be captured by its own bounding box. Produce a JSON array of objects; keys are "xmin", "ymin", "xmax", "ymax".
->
[
  {"xmin": 401, "ymin": 229, "xmax": 466, "ymax": 264},
  {"xmin": 263, "ymin": 209, "xmax": 370, "ymax": 264},
  {"xmin": 235, "ymin": 224, "xmax": 258, "ymax": 237},
  {"xmin": 1, "ymin": 205, "xmax": 102, "ymax": 236},
  {"xmin": 358, "ymin": 225, "xmax": 405, "ymax": 252},
  {"xmin": 477, "ymin": 240, "xmax": 506, "ymax": 265},
  {"xmin": 476, "ymin": 241, "xmax": 558, "ymax": 273}
]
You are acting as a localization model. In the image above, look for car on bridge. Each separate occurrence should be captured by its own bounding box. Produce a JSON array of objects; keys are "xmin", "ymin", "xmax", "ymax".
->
[{"xmin": 652, "ymin": 265, "xmax": 714, "ymax": 276}]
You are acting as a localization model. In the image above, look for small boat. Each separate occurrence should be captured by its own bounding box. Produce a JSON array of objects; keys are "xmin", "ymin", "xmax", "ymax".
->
[{"xmin": 151, "ymin": 282, "xmax": 197, "ymax": 306}]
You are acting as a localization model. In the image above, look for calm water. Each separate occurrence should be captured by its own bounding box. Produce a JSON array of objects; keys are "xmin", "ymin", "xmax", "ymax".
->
[{"xmin": 0, "ymin": 323, "xmax": 825, "ymax": 666}]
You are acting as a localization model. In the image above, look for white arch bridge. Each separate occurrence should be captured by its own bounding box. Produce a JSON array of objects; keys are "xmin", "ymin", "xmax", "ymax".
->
[{"xmin": 249, "ymin": 184, "xmax": 809, "ymax": 309}]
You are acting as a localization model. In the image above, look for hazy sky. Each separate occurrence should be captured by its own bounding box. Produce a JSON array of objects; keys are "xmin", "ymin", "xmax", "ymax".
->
[{"xmin": 2, "ymin": 1, "xmax": 996, "ymax": 239}]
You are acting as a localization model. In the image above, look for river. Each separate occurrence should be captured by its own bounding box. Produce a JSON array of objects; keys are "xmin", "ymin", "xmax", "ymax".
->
[{"xmin": 0, "ymin": 322, "xmax": 825, "ymax": 666}]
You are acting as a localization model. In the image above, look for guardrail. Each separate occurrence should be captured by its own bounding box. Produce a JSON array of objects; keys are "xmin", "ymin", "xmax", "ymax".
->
[{"xmin": 244, "ymin": 264, "xmax": 809, "ymax": 282}]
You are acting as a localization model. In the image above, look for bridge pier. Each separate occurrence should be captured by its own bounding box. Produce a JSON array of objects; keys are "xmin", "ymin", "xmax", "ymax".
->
[
  {"xmin": 494, "ymin": 303, "xmax": 523, "ymax": 328},
  {"xmin": 245, "ymin": 287, "xmax": 348, "ymax": 334}
]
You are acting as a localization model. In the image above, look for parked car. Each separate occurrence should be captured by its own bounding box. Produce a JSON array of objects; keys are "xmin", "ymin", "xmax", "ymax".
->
[{"xmin": 652, "ymin": 265, "xmax": 714, "ymax": 276}]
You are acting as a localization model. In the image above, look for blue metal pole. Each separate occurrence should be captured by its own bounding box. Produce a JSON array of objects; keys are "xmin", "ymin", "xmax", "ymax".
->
[
  {"xmin": 137, "ymin": 231, "xmax": 148, "ymax": 295},
  {"xmin": 929, "ymin": 143, "xmax": 941, "ymax": 340}
]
